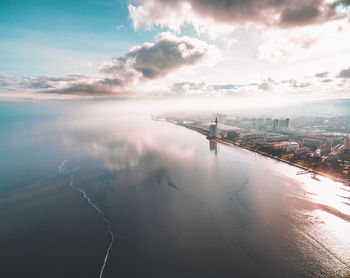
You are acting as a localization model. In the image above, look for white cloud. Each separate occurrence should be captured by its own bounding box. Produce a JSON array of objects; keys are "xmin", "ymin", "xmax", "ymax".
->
[
  {"xmin": 128, "ymin": 0, "xmax": 350, "ymax": 37},
  {"xmin": 128, "ymin": 1, "xmax": 236, "ymax": 38},
  {"xmin": 1, "ymin": 33, "xmax": 218, "ymax": 97}
]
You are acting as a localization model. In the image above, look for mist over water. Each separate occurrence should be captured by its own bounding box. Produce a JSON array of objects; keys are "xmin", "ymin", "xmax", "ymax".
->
[{"xmin": 1, "ymin": 101, "xmax": 350, "ymax": 277}]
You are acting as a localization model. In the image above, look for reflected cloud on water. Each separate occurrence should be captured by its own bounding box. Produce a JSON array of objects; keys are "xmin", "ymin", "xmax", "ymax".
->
[{"xmin": 2, "ymin": 110, "xmax": 350, "ymax": 277}]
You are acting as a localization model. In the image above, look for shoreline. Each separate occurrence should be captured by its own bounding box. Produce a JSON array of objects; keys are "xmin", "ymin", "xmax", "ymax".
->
[{"xmin": 174, "ymin": 122, "xmax": 350, "ymax": 186}]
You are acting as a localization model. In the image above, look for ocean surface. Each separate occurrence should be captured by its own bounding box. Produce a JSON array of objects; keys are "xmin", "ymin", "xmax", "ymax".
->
[{"xmin": 1, "ymin": 101, "xmax": 350, "ymax": 278}]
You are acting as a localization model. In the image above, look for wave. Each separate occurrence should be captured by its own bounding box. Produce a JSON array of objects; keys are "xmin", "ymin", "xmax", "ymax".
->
[{"xmin": 59, "ymin": 160, "xmax": 114, "ymax": 278}]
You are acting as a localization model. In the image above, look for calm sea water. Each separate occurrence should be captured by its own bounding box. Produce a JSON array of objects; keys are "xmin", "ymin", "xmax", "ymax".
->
[{"xmin": 1, "ymin": 101, "xmax": 350, "ymax": 278}]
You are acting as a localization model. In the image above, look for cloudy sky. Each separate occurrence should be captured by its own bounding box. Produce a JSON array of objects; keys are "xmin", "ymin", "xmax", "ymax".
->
[{"xmin": 1, "ymin": 0, "xmax": 350, "ymax": 102}]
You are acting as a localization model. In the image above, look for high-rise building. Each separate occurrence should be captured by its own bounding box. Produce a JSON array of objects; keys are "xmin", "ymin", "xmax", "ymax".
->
[
  {"xmin": 265, "ymin": 117, "xmax": 273, "ymax": 124},
  {"xmin": 278, "ymin": 118, "xmax": 289, "ymax": 129},
  {"xmin": 344, "ymin": 138, "xmax": 350, "ymax": 151},
  {"xmin": 209, "ymin": 124, "xmax": 217, "ymax": 138},
  {"xmin": 209, "ymin": 117, "xmax": 218, "ymax": 138}
]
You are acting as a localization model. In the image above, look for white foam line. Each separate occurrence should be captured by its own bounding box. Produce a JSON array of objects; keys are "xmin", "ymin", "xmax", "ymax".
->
[
  {"xmin": 58, "ymin": 160, "xmax": 69, "ymax": 173},
  {"xmin": 60, "ymin": 161, "xmax": 114, "ymax": 278}
]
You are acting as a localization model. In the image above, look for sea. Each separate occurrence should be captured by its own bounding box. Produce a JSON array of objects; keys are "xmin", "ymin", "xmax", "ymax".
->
[{"xmin": 1, "ymin": 100, "xmax": 350, "ymax": 278}]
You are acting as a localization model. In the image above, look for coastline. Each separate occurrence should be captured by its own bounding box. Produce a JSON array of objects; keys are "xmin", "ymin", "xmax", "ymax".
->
[{"xmin": 173, "ymin": 122, "xmax": 350, "ymax": 186}]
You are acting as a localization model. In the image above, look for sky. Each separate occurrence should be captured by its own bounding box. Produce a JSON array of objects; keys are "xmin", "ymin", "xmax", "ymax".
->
[{"xmin": 1, "ymin": 0, "xmax": 350, "ymax": 104}]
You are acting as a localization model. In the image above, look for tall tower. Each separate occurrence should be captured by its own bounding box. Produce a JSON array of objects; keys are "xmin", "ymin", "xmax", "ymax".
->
[{"xmin": 209, "ymin": 116, "xmax": 219, "ymax": 138}]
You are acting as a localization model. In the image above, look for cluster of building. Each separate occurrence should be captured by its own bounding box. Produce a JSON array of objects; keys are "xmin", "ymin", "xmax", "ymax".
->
[
  {"xmin": 206, "ymin": 115, "xmax": 349, "ymax": 160},
  {"xmin": 205, "ymin": 116, "xmax": 350, "ymax": 179},
  {"xmin": 235, "ymin": 131, "xmax": 349, "ymax": 160},
  {"xmin": 252, "ymin": 118, "xmax": 289, "ymax": 131},
  {"xmin": 301, "ymin": 137, "xmax": 350, "ymax": 161},
  {"xmin": 160, "ymin": 112, "xmax": 350, "ymax": 181}
]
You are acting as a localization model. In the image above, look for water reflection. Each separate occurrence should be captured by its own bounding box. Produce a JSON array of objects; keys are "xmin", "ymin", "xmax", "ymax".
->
[
  {"xmin": 209, "ymin": 139, "xmax": 217, "ymax": 155},
  {"xmin": 1, "ymin": 111, "xmax": 350, "ymax": 278},
  {"xmin": 302, "ymin": 175, "xmax": 350, "ymax": 218},
  {"xmin": 291, "ymin": 175, "xmax": 350, "ymax": 270},
  {"xmin": 59, "ymin": 115, "xmax": 350, "ymax": 276}
]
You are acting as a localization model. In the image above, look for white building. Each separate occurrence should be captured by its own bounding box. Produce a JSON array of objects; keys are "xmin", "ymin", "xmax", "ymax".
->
[{"xmin": 283, "ymin": 142, "xmax": 299, "ymax": 153}]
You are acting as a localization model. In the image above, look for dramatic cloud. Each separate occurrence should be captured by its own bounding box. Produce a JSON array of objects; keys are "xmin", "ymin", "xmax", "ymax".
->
[
  {"xmin": 101, "ymin": 32, "xmax": 214, "ymax": 82},
  {"xmin": 339, "ymin": 67, "xmax": 350, "ymax": 78},
  {"xmin": 0, "ymin": 72, "xmax": 123, "ymax": 96},
  {"xmin": 44, "ymin": 78, "xmax": 124, "ymax": 96},
  {"xmin": 1, "ymin": 33, "xmax": 214, "ymax": 97},
  {"xmin": 0, "ymin": 74, "xmax": 124, "ymax": 96},
  {"xmin": 2, "ymin": 66, "xmax": 348, "ymax": 100},
  {"xmin": 129, "ymin": 0, "xmax": 350, "ymax": 33}
]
